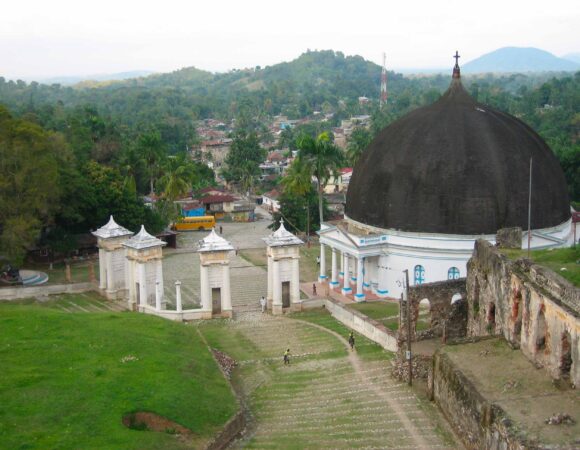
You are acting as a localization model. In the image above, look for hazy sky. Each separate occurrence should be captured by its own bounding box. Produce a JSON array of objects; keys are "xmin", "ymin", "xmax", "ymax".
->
[{"xmin": 1, "ymin": 0, "xmax": 578, "ymax": 79}]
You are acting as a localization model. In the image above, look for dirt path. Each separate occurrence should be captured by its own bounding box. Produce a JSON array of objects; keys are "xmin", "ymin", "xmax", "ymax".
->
[{"xmin": 293, "ymin": 318, "xmax": 430, "ymax": 450}]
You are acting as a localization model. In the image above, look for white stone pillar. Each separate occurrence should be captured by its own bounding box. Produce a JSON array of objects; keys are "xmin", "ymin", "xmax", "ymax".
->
[
  {"xmin": 200, "ymin": 264, "xmax": 211, "ymax": 311},
  {"xmin": 138, "ymin": 263, "xmax": 147, "ymax": 306},
  {"xmin": 175, "ymin": 281, "xmax": 182, "ymax": 312},
  {"xmin": 355, "ymin": 257, "xmax": 365, "ymax": 301},
  {"xmin": 342, "ymin": 254, "xmax": 352, "ymax": 295},
  {"xmin": 331, "ymin": 248, "xmax": 338, "ymax": 287},
  {"xmin": 339, "ymin": 250, "xmax": 344, "ymax": 279},
  {"xmin": 222, "ymin": 264, "xmax": 232, "ymax": 313},
  {"xmin": 126, "ymin": 259, "xmax": 134, "ymax": 307},
  {"xmin": 267, "ymin": 255, "xmax": 273, "ymax": 301},
  {"xmin": 156, "ymin": 259, "xmax": 164, "ymax": 308},
  {"xmin": 291, "ymin": 257, "xmax": 300, "ymax": 304},
  {"xmin": 98, "ymin": 248, "xmax": 106, "ymax": 289},
  {"xmin": 105, "ymin": 251, "xmax": 114, "ymax": 292},
  {"xmin": 155, "ymin": 281, "xmax": 161, "ymax": 311},
  {"xmin": 319, "ymin": 243, "xmax": 327, "ymax": 283},
  {"xmin": 272, "ymin": 259, "xmax": 281, "ymax": 307}
]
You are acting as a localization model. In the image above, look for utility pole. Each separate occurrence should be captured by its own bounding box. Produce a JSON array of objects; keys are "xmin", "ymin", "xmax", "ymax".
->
[
  {"xmin": 527, "ymin": 157, "xmax": 533, "ymax": 258},
  {"xmin": 403, "ymin": 269, "xmax": 412, "ymax": 386}
]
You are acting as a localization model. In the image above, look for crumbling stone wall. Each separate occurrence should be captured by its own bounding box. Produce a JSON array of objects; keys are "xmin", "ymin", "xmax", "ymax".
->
[
  {"xmin": 467, "ymin": 240, "xmax": 580, "ymax": 387},
  {"xmin": 433, "ymin": 350, "xmax": 541, "ymax": 450},
  {"xmin": 495, "ymin": 227, "xmax": 522, "ymax": 249},
  {"xmin": 404, "ymin": 279, "xmax": 468, "ymax": 340}
]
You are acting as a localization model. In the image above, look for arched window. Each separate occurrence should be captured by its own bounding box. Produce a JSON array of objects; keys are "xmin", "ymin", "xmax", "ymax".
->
[
  {"xmin": 448, "ymin": 267, "xmax": 460, "ymax": 280},
  {"xmin": 414, "ymin": 265, "xmax": 425, "ymax": 285}
]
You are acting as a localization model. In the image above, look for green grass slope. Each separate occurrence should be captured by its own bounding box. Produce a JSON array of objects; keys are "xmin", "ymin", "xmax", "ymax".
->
[{"xmin": 0, "ymin": 301, "xmax": 236, "ymax": 449}]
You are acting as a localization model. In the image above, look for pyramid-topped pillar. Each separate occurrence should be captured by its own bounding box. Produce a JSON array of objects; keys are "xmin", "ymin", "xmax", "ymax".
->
[
  {"xmin": 123, "ymin": 225, "xmax": 166, "ymax": 311},
  {"xmin": 198, "ymin": 229, "xmax": 234, "ymax": 318},
  {"xmin": 263, "ymin": 220, "xmax": 303, "ymax": 315},
  {"xmin": 92, "ymin": 216, "xmax": 133, "ymax": 300}
]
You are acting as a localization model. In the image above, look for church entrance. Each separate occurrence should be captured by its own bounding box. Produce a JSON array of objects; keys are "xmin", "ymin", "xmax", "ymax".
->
[
  {"xmin": 282, "ymin": 281, "xmax": 290, "ymax": 308},
  {"xmin": 212, "ymin": 288, "xmax": 222, "ymax": 314}
]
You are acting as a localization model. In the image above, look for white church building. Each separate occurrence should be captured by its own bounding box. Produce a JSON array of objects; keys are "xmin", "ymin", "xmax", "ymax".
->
[{"xmin": 319, "ymin": 59, "xmax": 575, "ymax": 300}]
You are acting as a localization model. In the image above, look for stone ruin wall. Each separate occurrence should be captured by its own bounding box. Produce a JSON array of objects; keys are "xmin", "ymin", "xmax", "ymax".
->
[
  {"xmin": 406, "ymin": 278, "xmax": 468, "ymax": 340},
  {"xmin": 467, "ymin": 239, "xmax": 580, "ymax": 386}
]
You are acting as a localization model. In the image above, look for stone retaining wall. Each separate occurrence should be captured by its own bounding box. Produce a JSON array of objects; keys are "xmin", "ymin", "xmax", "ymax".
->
[
  {"xmin": 321, "ymin": 297, "xmax": 398, "ymax": 352},
  {"xmin": 0, "ymin": 282, "xmax": 96, "ymax": 300},
  {"xmin": 433, "ymin": 350, "xmax": 537, "ymax": 450},
  {"xmin": 204, "ymin": 410, "xmax": 245, "ymax": 450}
]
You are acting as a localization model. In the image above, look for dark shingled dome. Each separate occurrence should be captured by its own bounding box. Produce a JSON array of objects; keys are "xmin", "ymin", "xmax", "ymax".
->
[{"xmin": 346, "ymin": 75, "xmax": 570, "ymax": 235}]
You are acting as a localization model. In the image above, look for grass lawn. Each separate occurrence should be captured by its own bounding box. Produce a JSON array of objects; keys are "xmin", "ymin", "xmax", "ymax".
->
[
  {"xmin": 290, "ymin": 310, "xmax": 393, "ymax": 362},
  {"xmin": 0, "ymin": 295, "xmax": 237, "ymax": 449},
  {"xmin": 500, "ymin": 246, "xmax": 580, "ymax": 286},
  {"xmin": 347, "ymin": 301, "xmax": 431, "ymax": 332}
]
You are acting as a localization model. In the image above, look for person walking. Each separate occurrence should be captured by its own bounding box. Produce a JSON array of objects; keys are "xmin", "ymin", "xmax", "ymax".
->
[
  {"xmin": 283, "ymin": 348, "xmax": 291, "ymax": 365},
  {"xmin": 260, "ymin": 295, "xmax": 267, "ymax": 313},
  {"xmin": 316, "ymin": 255, "xmax": 320, "ymax": 266},
  {"xmin": 219, "ymin": 225, "xmax": 223, "ymax": 234},
  {"xmin": 348, "ymin": 331, "xmax": 355, "ymax": 351},
  {"xmin": 312, "ymin": 283, "xmax": 317, "ymax": 296}
]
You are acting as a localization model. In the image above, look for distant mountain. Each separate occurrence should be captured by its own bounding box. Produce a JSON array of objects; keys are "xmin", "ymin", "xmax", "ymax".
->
[
  {"xmin": 40, "ymin": 70, "xmax": 155, "ymax": 85},
  {"xmin": 463, "ymin": 47, "xmax": 579, "ymax": 73},
  {"xmin": 562, "ymin": 52, "xmax": 580, "ymax": 65}
]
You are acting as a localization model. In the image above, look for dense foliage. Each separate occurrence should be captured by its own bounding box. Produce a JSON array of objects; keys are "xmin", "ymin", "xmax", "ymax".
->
[{"xmin": 0, "ymin": 50, "xmax": 578, "ymax": 263}]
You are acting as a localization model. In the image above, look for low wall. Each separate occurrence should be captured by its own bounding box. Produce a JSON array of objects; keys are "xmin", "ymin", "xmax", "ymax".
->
[
  {"xmin": 204, "ymin": 410, "xmax": 245, "ymax": 450},
  {"xmin": 323, "ymin": 298, "xmax": 398, "ymax": 352},
  {"xmin": 0, "ymin": 282, "xmax": 96, "ymax": 300},
  {"xmin": 433, "ymin": 350, "xmax": 537, "ymax": 450},
  {"xmin": 138, "ymin": 305, "xmax": 212, "ymax": 321}
]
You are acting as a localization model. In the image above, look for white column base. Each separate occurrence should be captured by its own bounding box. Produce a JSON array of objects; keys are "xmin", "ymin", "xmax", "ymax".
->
[
  {"xmin": 318, "ymin": 274, "xmax": 327, "ymax": 283},
  {"xmin": 341, "ymin": 287, "xmax": 352, "ymax": 295},
  {"xmin": 354, "ymin": 293, "xmax": 366, "ymax": 302}
]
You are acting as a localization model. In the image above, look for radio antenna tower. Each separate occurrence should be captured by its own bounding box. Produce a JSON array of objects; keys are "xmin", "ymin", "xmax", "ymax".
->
[{"xmin": 380, "ymin": 52, "xmax": 388, "ymax": 109}]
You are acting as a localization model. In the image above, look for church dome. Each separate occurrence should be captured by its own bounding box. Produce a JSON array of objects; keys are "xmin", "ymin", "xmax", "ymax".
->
[{"xmin": 346, "ymin": 65, "xmax": 570, "ymax": 235}]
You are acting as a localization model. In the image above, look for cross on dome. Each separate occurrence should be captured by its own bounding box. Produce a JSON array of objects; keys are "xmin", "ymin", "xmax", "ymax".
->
[{"xmin": 453, "ymin": 50, "xmax": 460, "ymax": 67}]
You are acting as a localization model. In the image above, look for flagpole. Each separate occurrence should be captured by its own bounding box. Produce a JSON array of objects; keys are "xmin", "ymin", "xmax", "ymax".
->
[{"xmin": 527, "ymin": 157, "xmax": 532, "ymax": 258}]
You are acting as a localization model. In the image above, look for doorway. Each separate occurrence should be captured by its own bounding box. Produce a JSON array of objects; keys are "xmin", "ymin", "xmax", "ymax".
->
[
  {"xmin": 136, "ymin": 282, "xmax": 140, "ymax": 305},
  {"xmin": 561, "ymin": 331, "xmax": 572, "ymax": 379},
  {"xmin": 282, "ymin": 281, "xmax": 290, "ymax": 308},
  {"xmin": 212, "ymin": 288, "xmax": 222, "ymax": 314}
]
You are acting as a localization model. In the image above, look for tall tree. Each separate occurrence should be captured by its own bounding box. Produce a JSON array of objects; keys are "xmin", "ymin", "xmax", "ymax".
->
[
  {"xmin": 346, "ymin": 127, "xmax": 373, "ymax": 166},
  {"xmin": 282, "ymin": 157, "xmax": 314, "ymax": 239},
  {"xmin": 296, "ymin": 132, "xmax": 344, "ymax": 227},
  {"xmin": 0, "ymin": 106, "xmax": 61, "ymax": 264},
  {"xmin": 136, "ymin": 130, "xmax": 166, "ymax": 195},
  {"xmin": 222, "ymin": 130, "xmax": 266, "ymax": 193}
]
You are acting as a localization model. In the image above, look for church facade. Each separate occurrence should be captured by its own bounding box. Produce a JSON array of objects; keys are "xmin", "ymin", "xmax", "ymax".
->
[{"xmin": 318, "ymin": 56, "xmax": 575, "ymax": 300}]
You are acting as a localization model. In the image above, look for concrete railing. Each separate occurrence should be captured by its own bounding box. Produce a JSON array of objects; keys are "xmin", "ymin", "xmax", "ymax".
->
[
  {"xmin": 302, "ymin": 297, "xmax": 398, "ymax": 352},
  {"xmin": 0, "ymin": 282, "xmax": 96, "ymax": 300},
  {"xmin": 138, "ymin": 304, "xmax": 212, "ymax": 321}
]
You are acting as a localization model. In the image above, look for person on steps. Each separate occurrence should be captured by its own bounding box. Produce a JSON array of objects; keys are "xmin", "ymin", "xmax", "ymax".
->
[{"xmin": 348, "ymin": 331, "xmax": 355, "ymax": 351}]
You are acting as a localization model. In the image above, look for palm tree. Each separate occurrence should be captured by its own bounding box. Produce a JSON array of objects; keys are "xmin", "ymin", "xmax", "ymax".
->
[
  {"xmin": 158, "ymin": 154, "xmax": 194, "ymax": 202},
  {"xmin": 136, "ymin": 131, "xmax": 165, "ymax": 195},
  {"xmin": 282, "ymin": 157, "xmax": 314, "ymax": 238},
  {"xmin": 296, "ymin": 132, "xmax": 344, "ymax": 227},
  {"xmin": 346, "ymin": 128, "xmax": 373, "ymax": 167}
]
